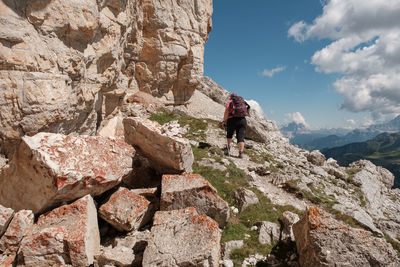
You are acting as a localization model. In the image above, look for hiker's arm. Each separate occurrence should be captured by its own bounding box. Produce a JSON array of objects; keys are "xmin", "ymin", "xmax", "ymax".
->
[{"xmin": 222, "ymin": 108, "xmax": 229, "ymax": 126}]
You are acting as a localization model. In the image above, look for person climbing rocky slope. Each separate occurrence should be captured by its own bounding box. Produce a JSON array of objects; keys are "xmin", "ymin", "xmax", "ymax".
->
[{"xmin": 1, "ymin": 0, "xmax": 400, "ymax": 266}]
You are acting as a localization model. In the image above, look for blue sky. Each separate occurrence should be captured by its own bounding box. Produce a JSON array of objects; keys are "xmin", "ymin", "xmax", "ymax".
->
[{"xmin": 204, "ymin": 0, "xmax": 400, "ymax": 129}]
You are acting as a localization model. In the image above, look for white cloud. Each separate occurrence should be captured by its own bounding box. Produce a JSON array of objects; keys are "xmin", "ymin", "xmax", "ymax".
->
[
  {"xmin": 346, "ymin": 119, "xmax": 356, "ymax": 125},
  {"xmin": 246, "ymin": 99, "xmax": 265, "ymax": 118},
  {"xmin": 288, "ymin": 0, "xmax": 400, "ymax": 118},
  {"xmin": 286, "ymin": 112, "xmax": 309, "ymax": 126},
  {"xmin": 261, "ymin": 66, "xmax": 286, "ymax": 77},
  {"xmin": 362, "ymin": 117, "xmax": 374, "ymax": 128}
]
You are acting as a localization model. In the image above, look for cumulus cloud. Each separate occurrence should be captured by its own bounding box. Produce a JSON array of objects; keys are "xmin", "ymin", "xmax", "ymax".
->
[
  {"xmin": 261, "ymin": 66, "xmax": 286, "ymax": 77},
  {"xmin": 246, "ymin": 99, "xmax": 265, "ymax": 118},
  {"xmin": 288, "ymin": 0, "xmax": 400, "ymax": 118},
  {"xmin": 286, "ymin": 112, "xmax": 309, "ymax": 126}
]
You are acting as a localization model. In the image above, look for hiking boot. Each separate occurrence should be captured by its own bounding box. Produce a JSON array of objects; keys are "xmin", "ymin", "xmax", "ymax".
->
[
  {"xmin": 238, "ymin": 151, "xmax": 244, "ymax": 158},
  {"xmin": 224, "ymin": 145, "xmax": 230, "ymax": 156}
]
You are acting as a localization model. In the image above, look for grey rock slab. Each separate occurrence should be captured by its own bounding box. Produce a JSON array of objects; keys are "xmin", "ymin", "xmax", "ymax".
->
[
  {"xmin": 142, "ymin": 207, "xmax": 221, "ymax": 267},
  {"xmin": 258, "ymin": 221, "xmax": 280, "ymax": 245}
]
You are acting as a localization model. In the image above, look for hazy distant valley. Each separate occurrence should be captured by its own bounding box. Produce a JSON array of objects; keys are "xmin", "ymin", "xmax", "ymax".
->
[{"xmin": 281, "ymin": 115, "xmax": 400, "ymax": 188}]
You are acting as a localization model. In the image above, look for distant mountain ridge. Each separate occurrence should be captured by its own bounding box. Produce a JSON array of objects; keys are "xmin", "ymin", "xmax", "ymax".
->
[
  {"xmin": 322, "ymin": 132, "xmax": 400, "ymax": 188},
  {"xmin": 281, "ymin": 115, "xmax": 400, "ymax": 150}
]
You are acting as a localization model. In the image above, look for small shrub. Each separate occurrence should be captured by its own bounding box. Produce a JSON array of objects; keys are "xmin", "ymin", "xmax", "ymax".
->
[
  {"xmin": 383, "ymin": 233, "xmax": 400, "ymax": 258},
  {"xmin": 329, "ymin": 209, "xmax": 365, "ymax": 230},
  {"xmin": 276, "ymin": 162, "xmax": 285, "ymax": 169},
  {"xmin": 345, "ymin": 168, "xmax": 362, "ymax": 183}
]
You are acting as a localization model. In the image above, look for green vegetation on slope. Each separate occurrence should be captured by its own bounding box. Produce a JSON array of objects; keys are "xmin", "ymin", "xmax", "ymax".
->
[
  {"xmin": 192, "ymin": 144, "xmax": 302, "ymax": 264},
  {"xmin": 146, "ymin": 108, "xmax": 306, "ymax": 263},
  {"xmin": 323, "ymin": 132, "xmax": 400, "ymax": 188}
]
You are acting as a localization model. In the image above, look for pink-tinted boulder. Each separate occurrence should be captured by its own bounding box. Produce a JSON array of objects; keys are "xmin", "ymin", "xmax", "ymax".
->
[
  {"xmin": 18, "ymin": 195, "xmax": 100, "ymax": 267},
  {"xmin": 0, "ymin": 133, "xmax": 135, "ymax": 214},
  {"xmin": 99, "ymin": 187, "xmax": 153, "ymax": 232},
  {"xmin": 0, "ymin": 204, "xmax": 14, "ymax": 238},
  {"xmin": 143, "ymin": 207, "xmax": 221, "ymax": 267},
  {"xmin": 0, "ymin": 210, "xmax": 34, "ymax": 254},
  {"xmin": 160, "ymin": 174, "xmax": 230, "ymax": 227},
  {"xmin": 124, "ymin": 117, "xmax": 193, "ymax": 174}
]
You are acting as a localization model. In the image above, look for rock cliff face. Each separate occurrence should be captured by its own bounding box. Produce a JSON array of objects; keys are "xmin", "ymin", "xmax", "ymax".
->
[
  {"xmin": 0, "ymin": 0, "xmax": 212, "ymax": 156},
  {"xmin": 1, "ymin": 1, "xmax": 400, "ymax": 266}
]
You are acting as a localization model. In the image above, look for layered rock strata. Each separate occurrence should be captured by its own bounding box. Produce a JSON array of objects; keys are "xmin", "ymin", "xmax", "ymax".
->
[
  {"xmin": 0, "ymin": 133, "xmax": 135, "ymax": 213},
  {"xmin": 0, "ymin": 0, "xmax": 213, "ymax": 156}
]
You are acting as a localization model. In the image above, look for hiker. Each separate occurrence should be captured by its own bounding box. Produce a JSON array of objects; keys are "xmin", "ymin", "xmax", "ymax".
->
[{"xmin": 222, "ymin": 93, "xmax": 250, "ymax": 158}]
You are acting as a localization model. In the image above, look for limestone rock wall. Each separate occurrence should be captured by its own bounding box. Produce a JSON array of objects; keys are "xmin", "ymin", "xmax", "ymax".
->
[{"xmin": 0, "ymin": 0, "xmax": 212, "ymax": 156}]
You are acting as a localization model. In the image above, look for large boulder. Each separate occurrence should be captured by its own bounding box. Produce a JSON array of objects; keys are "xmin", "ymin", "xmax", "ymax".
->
[
  {"xmin": 160, "ymin": 173, "xmax": 230, "ymax": 227},
  {"xmin": 124, "ymin": 117, "xmax": 194, "ymax": 174},
  {"xmin": 0, "ymin": 204, "xmax": 14, "ymax": 238},
  {"xmin": 142, "ymin": 207, "xmax": 221, "ymax": 267},
  {"xmin": 306, "ymin": 150, "xmax": 326, "ymax": 166},
  {"xmin": 18, "ymin": 195, "xmax": 100, "ymax": 267},
  {"xmin": 350, "ymin": 160, "xmax": 395, "ymax": 190},
  {"xmin": 0, "ymin": 0, "xmax": 213, "ymax": 156},
  {"xmin": 293, "ymin": 206, "xmax": 400, "ymax": 267},
  {"xmin": 99, "ymin": 187, "xmax": 154, "ymax": 232},
  {"xmin": 0, "ymin": 210, "xmax": 34, "ymax": 254},
  {"xmin": 0, "ymin": 133, "xmax": 135, "ymax": 213},
  {"xmin": 281, "ymin": 211, "xmax": 300, "ymax": 241}
]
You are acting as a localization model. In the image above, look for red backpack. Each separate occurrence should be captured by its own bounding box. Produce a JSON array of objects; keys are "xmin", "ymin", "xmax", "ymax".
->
[{"xmin": 229, "ymin": 95, "xmax": 249, "ymax": 117}]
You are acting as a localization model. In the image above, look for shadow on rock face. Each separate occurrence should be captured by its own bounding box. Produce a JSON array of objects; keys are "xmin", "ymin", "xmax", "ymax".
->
[{"xmin": 123, "ymin": 152, "xmax": 162, "ymax": 190}]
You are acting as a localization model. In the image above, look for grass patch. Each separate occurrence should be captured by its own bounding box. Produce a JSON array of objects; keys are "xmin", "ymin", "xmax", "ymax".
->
[
  {"xmin": 149, "ymin": 111, "xmax": 179, "ymax": 125},
  {"xmin": 246, "ymin": 149, "xmax": 275, "ymax": 164},
  {"xmin": 353, "ymin": 187, "xmax": 367, "ymax": 207},
  {"xmin": 329, "ymin": 209, "xmax": 366, "ymax": 230},
  {"xmin": 221, "ymin": 222, "xmax": 250, "ymax": 243},
  {"xmin": 383, "ymin": 233, "xmax": 400, "ymax": 258},
  {"xmin": 239, "ymin": 190, "xmax": 302, "ymax": 227},
  {"xmin": 229, "ymin": 231, "xmax": 273, "ymax": 263},
  {"xmin": 345, "ymin": 168, "xmax": 362, "ymax": 183},
  {"xmin": 390, "ymin": 195, "xmax": 398, "ymax": 202},
  {"xmin": 192, "ymin": 145, "xmax": 248, "ymax": 205},
  {"xmin": 224, "ymin": 191, "xmax": 302, "ymax": 265},
  {"xmin": 307, "ymin": 184, "xmax": 339, "ymax": 208},
  {"xmin": 193, "ymin": 145, "xmax": 302, "ymax": 264}
]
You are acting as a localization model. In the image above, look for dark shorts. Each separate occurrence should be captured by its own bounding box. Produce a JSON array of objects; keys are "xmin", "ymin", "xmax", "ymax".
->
[{"xmin": 226, "ymin": 117, "xmax": 247, "ymax": 142}]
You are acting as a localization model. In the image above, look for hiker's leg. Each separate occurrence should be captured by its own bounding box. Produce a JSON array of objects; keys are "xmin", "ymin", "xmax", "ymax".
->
[
  {"xmin": 238, "ymin": 141, "xmax": 244, "ymax": 152},
  {"xmin": 226, "ymin": 119, "xmax": 234, "ymax": 147},
  {"xmin": 236, "ymin": 118, "xmax": 247, "ymax": 153},
  {"xmin": 225, "ymin": 119, "xmax": 234, "ymax": 156},
  {"xmin": 227, "ymin": 138, "xmax": 232, "ymax": 147}
]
